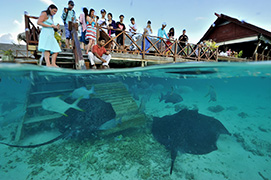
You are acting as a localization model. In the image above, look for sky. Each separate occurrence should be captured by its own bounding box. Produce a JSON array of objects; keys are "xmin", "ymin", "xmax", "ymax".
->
[{"xmin": 0, "ymin": 0, "xmax": 271, "ymax": 44}]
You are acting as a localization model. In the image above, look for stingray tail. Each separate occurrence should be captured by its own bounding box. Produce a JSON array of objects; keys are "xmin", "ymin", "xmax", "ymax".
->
[
  {"xmin": 170, "ymin": 149, "xmax": 178, "ymax": 175},
  {"xmin": 71, "ymin": 97, "xmax": 84, "ymax": 112}
]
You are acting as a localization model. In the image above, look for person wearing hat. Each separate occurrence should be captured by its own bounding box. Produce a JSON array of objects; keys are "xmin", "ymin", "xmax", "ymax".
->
[
  {"xmin": 178, "ymin": 29, "xmax": 189, "ymax": 55},
  {"xmin": 157, "ymin": 22, "xmax": 169, "ymax": 52},
  {"xmin": 61, "ymin": 0, "xmax": 76, "ymax": 49},
  {"xmin": 97, "ymin": 9, "xmax": 108, "ymax": 29},
  {"xmin": 97, "ymin": 9, "xmax": 110, "ymax": 48}
]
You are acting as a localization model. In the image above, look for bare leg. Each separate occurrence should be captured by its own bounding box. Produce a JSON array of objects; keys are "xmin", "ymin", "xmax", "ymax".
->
[
  {"xmin": 86, "ymin": 40, "xmax": 91, "ymax": 54},
  {"xmin": 65, "ymin": 39, "xmax": 70, "ymax": 48},
  {"xmin": 44, "ymin": 51, "xmax": 51, "ymax": 66},
  {"xmin": 51, "ymin": 53, "xmax": 59, "ymax": 67},
  {"xmin": 86, "ymin": 39, "xmax": 95, "ymax": 54}
]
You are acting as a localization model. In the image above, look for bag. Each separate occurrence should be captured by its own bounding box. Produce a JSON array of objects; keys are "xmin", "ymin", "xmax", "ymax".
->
[{"xmin": 62, "ymin": 8, "xmax": 75, "ymax": 24}]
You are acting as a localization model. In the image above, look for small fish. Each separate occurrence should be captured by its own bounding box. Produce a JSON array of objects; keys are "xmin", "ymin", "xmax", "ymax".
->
[
  {"xmin": 159, "ymin": 92, "xmax": 183, "ymax": 104},
  {"xmin": 99, "ymin": 117, "xmax": 122, "ymax": 130},
  {"xmin": 114, "ymin": 135, "xmax": 123, "ymax": 141},
  {"xmin": 71, "ymin": 86, "xmax": 95, "ymax": 100},
  {"xmin": 205, "ymin": 85, "xmax": 217, "ymax": 102},
  {"xmin": 42, "ymin": 96, "xmax": 83, "ymax": 116}
]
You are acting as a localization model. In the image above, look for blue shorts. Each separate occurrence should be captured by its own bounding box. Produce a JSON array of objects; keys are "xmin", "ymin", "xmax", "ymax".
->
[
  {"xmin": 80, "ymin": 30, "xmax": 88, "ymax": 44},
  {"xmin": 64, "ymin": 23, "xmax": 72, "ymax": 39}
]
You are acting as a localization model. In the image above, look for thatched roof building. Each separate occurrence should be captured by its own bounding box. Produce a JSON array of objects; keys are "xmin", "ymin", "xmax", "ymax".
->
[{"xmin": 199, "ymin": 13, "xmax": 271, "ymax": 60}]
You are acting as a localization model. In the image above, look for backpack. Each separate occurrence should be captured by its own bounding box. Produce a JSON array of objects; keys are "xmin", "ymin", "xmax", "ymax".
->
[{"xmin": 62, "ymin": 8, "xmax": 75, "ymax": 23}]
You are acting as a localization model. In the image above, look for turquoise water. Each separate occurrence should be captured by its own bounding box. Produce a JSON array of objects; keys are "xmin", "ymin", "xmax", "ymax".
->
[{"xmin": 0, "ymin": 62, "xmax": 270, "ymax": 180}]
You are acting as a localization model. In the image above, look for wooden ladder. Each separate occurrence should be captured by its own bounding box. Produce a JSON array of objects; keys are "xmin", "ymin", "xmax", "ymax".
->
[
  {"xmin": 90, "ymin": 81, "xmax": 146, "ymax": 136},
  {"xmin": 15, "ymin": 75, "xmax": 79, "ymax": 141}
]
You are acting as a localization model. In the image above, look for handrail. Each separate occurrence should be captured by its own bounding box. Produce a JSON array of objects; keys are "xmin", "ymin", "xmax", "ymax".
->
[
  {"xmin": 96, "ymin": 26, "xmax": 219, "ymax": 62},
  {"xmin": 23, "ymin": 14, "xmax": 219, "ymax": 64}
]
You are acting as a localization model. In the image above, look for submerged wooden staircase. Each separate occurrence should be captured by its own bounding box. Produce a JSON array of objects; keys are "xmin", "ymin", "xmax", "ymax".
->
[{"xmin": 15, "ymin": 75, "xmax": 145, "ymax": 141}]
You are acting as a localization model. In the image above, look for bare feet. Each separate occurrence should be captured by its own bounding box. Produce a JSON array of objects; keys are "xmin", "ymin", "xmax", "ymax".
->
[{"xmin": 52, "ymin": 64, "xmax": 59, "ymax": 68}]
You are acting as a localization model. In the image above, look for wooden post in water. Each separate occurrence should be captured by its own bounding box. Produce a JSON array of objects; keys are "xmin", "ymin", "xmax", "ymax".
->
[
  {"xmin": 69, "ymin": 22, "xmax": 86, "ymax": 70},
  {"xmin": 141, "ymin": 34, "xmax": 146, "ymax": 67}
]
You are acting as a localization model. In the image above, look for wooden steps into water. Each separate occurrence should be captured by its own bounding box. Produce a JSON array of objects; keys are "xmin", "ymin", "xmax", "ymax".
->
[{"xmin": 88, "ymin": 81, "xmax": 146, "ymax": 136}]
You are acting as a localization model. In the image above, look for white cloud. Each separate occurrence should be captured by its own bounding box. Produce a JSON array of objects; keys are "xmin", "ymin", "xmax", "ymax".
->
[
  {"xmin": 195, "ymin": 17, "xmax": 207, "ymax": 21},
  {"xmin": 0, "ymin": 34, "xmax": 15, "ymax": 44},
  {"xmin": 0, "ymin": 15, "xmax": 27, "ymax": 44},
  {"xmin": 40, "ymin": 0, "xmax": 55, "ymax": 6}
]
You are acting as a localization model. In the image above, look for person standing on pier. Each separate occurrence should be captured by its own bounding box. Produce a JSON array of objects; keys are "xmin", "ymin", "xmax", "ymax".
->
[
  {"xmin": 38, "ymin": 4, "xmax": 61, "ymax": 67},
  {"xmin": 86, "ymin": 9, "xmax": 97, "ymax": 54},
  {"xmin": 142, "ymin": 20, "xmax": 152, "ymax": 53},
  {"xmin": 61, "ymin": 0, "xmax": 76, "ymax": 49},
  {"xmin": 116, "ymin": 15, "xmax": 126, "ymax": 51},
  {"xmin": 108, "ymin": 13, "xmax": 117, "ymax": 50},
  {"xmin": 79, "ymin": 7, "xmax": 88, "ymax": 50},
  {"xmin": 129, "ymin": 17, "xmax": 137, "ymax": 51},
  {"xmin": 178, "ymin": 29, "xmax": 189, "ymax": 55},
  {"xmin": 157, "ymin": 22, "xmax": 169, "ymax": 52}
]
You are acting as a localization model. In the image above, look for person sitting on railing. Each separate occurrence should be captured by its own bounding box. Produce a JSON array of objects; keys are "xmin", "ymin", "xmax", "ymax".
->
[
  {"xmin": 165, "ymin": 27, "xmax": 175, "ymax": 55},
  {"xmin": 61, "ymin": 0, "xmax": 76, "ymax": 49},
  {"xmin": 108, "ymin": 13, "xmax": 117, "ymax": 50},
  {"xmin": 38, "ymin": 4, "xmax": 61, "ymax": 67},
  {"xmin": 85, "ymin": 9, "xmax": 97, "ymax": 54},
  {"xmin": 116, "ymin": 15, "xmax": 126, "ymax": 51},
  {"xmin": 157, "ymin": 22, "xmax": 169, "ymax": 52},
  {"xmin": 142, "ymin": 20, "xmax": 152, "ymax": 53},
  {"xmin": 79, "ymin": 7, "xmax": 88, "ymax": 50},
  {"xmin": 178, "ymin": 29, "xmax": 188, "ymax": 55},
  {"xmin": 129, "ymin": 17, "xmax": 138, "ymax": 51},
  {"xmin": 88, "ymin": 37, "xmax": 111, "ymax": 69}
]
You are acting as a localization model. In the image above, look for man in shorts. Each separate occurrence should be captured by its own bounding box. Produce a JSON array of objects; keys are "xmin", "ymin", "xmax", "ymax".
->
[{"xmin": 61, "ymin": 0, "xmax": 76, "ymax": 49}]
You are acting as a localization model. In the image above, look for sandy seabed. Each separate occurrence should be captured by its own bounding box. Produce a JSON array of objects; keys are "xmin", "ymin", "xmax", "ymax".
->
[{"xmin": 0, "ymin": 85, "xmax": 271, "ymax": 180}]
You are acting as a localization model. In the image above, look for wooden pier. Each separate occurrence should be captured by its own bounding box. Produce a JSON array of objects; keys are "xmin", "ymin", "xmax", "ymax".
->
[{"xmin": 8, "ymin": 14, "xmax": 223, "ymax": 69}]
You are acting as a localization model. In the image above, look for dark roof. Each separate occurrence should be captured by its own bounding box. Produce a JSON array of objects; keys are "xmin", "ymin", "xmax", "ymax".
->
[{"xmin": 199, "ymin": 13, "xmax": 271, "ymax": 43}]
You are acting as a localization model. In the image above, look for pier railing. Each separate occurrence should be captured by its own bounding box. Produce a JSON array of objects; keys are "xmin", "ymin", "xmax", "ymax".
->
[
  {"xmin": 96, "ymin": 26, "xmax": 219, "ymax": 62},
  {"xmin": 24, "ymin": 14, "xmax": 40, "ymax": 58},
  {"xmin": 22, "ymin": 14, "xmax": 219, "ymax": 63}
]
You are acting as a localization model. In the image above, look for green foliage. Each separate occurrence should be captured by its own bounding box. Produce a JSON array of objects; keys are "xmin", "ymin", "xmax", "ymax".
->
[
  {"xmin": 1, "ymin": 49, "xmax": 14, "ymax": 56},
  {"xmin": 238, "ymin": 50, "xmax": 243, "ymax": 58}
]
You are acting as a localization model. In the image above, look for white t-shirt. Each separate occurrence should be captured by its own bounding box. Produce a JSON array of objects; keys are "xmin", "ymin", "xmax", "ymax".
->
[
  {"xmin": 129, "ymin": 23, "xmax": 137, "ymax": 34},
  {"xmin": 98, "ymin": 18, "xmax": 108, "ymax": 29}
]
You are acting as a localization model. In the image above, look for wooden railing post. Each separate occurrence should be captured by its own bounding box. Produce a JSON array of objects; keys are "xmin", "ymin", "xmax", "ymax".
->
[
  {"xmin": 24, "ymin": 14, "xmax": 30, "ymax": 51},
  {"xmin": 174, "ymin": 40, "xmax": 177, "ymax": 62},
  {"xmin": 96, "ymin": 25, "xmax": 100, "ymax": 45},
  {"xmin": 198, "ymin": 46, "xmax": 201, "ymax": 61},
  {"xmin": 215, "ymin": 47, "xmax": 218, "ymax": 61},
  {"xmin": 70, "ymin": 22, "xmax": 86, "ymax": 70},
  {"xmin": 142, "ymin": 34, "xmax": 145, "ymax": 59}
]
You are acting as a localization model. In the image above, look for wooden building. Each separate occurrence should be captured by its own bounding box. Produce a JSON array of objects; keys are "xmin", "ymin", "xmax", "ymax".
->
[{"xmin": 199, "ymin": 13, "xmax": 271, "ymax": 60}]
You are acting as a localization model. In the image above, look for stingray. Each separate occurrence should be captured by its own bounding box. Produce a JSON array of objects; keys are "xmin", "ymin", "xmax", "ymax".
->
[
  {"xmin": 0, "ymin": 98, "xmax": 116, "ymax": 148},
  {"xmin": 152, "ymin": 109, "xmax": 230, "ymax": 174}
]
